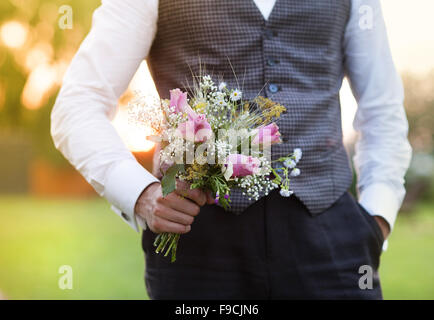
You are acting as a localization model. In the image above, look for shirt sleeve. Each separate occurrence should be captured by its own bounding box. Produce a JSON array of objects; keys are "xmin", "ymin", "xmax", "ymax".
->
[
  {"xmin": 343, "ymin": 0, "xmax": 412, "ymax": 232},
  {"xmin": 51, "ymin": 0, "xmax": 160, "ymax": 231}
]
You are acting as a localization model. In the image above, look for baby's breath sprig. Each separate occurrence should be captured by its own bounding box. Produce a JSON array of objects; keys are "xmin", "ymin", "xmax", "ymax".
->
[{"xmin": 271, "ymin": 148, "xmax": 302, "ymax": 197}]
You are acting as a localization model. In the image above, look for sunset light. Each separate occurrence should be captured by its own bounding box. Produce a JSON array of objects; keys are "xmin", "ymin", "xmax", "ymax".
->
[
  {"xmin": 21, "ymin": 63, "xmax": 57, "ymax": 110},
  {"xmin": 112, "ymin": 107, "xmax": 156, "ymax": 152},
  {"xmin": 113, "ymin": 61, "xmax": 159, "ymax": 152},
  {"xmin": 1, "ymin": 20, "xmax": 28, "ymax": 49},
  {"xmin": 25, "ymin": 42, "xmax": 53, "ymax": 72}
]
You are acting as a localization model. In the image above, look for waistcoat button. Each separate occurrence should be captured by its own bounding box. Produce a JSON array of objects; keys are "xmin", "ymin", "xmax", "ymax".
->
[
  {"xmin": 263, "ymin": 28, "xmax": 276, "ymax": 40},
  {"xmin": 266, "ymin": 59, "xmax": 279, "ymax": 66},
  {"xmin": 268, "ymin": 83, "xmax": 279, "ymax": 93}
]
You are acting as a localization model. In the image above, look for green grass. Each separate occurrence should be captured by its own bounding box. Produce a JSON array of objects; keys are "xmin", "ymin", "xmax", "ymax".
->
[
  {"xmin": 0, "ymin": 196, "xmax": 147, "ymax": 299},
  {"xmin": 380, "ymin": 202, "xmax": 434, "ymax": 299},
  {"xmin": 0, "ymin": 196, "xmax": 433, "ymax": 300}
]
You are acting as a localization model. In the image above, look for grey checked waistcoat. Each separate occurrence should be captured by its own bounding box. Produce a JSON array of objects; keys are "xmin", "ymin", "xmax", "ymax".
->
[{"xmin": 147, "ymin": 0, "xmax": 353, "ymax": 216}]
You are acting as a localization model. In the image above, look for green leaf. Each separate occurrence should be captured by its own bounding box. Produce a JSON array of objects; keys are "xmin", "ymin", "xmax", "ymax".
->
[
  {"xmin": 161, "ymin": 164, "xmax": 185, "ymax": 196},
  {"xmin": 271, "ymin": 168, "xmax": 282, "ymax": 184}
]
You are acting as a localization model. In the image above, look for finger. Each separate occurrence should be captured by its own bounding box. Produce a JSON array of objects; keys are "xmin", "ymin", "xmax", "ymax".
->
[
  {"xmin": 161, "ymin": 193, "xmax": 201, "ymax": 217},
  {"xmin": 206, "ymin": 191, "xmax": 215, "ymax": 205},
  {"xmin": 175, "ymin": 179, "xmax": 191, "ymax": 191},
  {"xmin": 175, "ymin": 188, "xmax": 207, "ymax": 206},
  {"xmin": 151, "ymin": 216, "xmax": 191, "ymax": 234},
  {"xmin": 175, "ymin": 180, "xmax": 207, "ymax": 206},
  {"xmin": 155, "ymin": 205, "xmax": 194, "ymax": 226}
]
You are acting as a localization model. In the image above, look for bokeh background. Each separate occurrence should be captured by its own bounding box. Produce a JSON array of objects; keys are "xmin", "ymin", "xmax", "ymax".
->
[{"xmin": 0, "ymin": 0, "xmax": 433, "ymax": 299}]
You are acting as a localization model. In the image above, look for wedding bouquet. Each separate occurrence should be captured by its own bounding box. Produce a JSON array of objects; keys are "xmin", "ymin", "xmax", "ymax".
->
[{"xmin": 129, "ymin": 75, "xmax": 302, "ymax": 262}]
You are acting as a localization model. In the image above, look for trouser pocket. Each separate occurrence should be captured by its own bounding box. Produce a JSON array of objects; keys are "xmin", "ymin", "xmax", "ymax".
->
[{"xmin": 357, "ymin": 203, "xmax": 385, "ymax": 254}]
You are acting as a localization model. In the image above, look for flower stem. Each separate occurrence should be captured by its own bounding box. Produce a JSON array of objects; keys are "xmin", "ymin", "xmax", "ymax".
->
[
  {"xmin": 153, "ymin": 232, "xmax": 180, "ymax": 263},
  {"xmin": 155, "ymin": 232, "xmax": 170, "ymax": 253},
  {"xmin": 164, "ymin": 234, "xmax": 176, "ymax": 257},
  {"xmin": 171, "ymin": 234, "xmax": 180, "ymax": 262}
]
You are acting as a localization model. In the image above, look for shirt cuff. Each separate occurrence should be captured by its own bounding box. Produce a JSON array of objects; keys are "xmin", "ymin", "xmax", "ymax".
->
[
  {"xmin": 359, "ymin": 182, "xmax": 401, "ymax": 231},
  {"xmin": 105, "ymin": 159, "xmax": 159, "ymax": 231},
  {"xmin": 359, "ymin": 182, "xmax": 403, "ymax": 251}
]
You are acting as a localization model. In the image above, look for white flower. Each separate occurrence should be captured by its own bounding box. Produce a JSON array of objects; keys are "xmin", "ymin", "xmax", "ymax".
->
[
  {"xmin": 284, "ymin": 159, "xmax": 296, "ymax": 168},
  {"xmin": 218, "ymin": 82, "xmax": 227, "ymax": 91},
  {"xmin": 280, "ymin": 189, "xmax": 293, "ymax": 197},
  {"xmin": 230, "ymin": 89, "xmax": 242, "ymax": 101},
  {"xmin": 290, "ymin": 168, "xmax": 301, "ymax": 177},
  {"xmin": 216, "ymin": 99, "xmax": 227, "ymax": 108},
  {"xmin": 293, "ymin": 148, "xmax": 302, "ymax": 162}
]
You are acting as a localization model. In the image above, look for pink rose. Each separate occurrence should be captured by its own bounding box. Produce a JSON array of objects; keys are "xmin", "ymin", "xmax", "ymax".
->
[
  {"xmin": 178, "ymin": 113, "xmax": 212, "ymax": 143},
  {"xmin": 225, "ymin": 154, "xmax": 261, "ymax": 177},
  {"xmin": 169, "ymin": 88, "xmax": 197, "ymax": 118},
  {"xmin": 253, "ymin": 123, "xmax": 281, "ymax": 145},
  {"xmin": 169, "ymin": 88, "xmax": 188, "ymax": 113}
]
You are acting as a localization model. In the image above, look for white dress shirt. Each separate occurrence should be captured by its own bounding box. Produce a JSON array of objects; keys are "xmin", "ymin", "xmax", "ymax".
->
[{"xmin": 51, "ymin": 0, "xmax": 412, "ymax": 236}]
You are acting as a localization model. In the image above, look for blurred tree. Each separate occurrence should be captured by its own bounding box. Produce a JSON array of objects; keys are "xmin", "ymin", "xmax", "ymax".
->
[
  {"xmin": 402, "ymin": 72, "xmax": 434, "ymax": 153},
  {"xmin": 0, "ymin": 0, "xmax": 100, "ymax": 165},
  {"xmin": 401, "ymin": 72, "xmax": 434, "ymax": 208}
]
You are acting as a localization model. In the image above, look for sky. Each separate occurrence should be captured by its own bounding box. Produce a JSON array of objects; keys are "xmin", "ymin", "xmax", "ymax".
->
[
  {"xmin": 381, "ymin": 0, "xmax": 434, "ymax": 74},
  {"xmin": 114, "ymin": 0, "xmax": 434, "ymax": 150}
]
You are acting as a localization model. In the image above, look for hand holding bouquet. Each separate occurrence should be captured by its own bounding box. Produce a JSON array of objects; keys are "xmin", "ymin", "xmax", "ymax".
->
[{"xmin": 129, "ymin": 75, "xmax": 302, "ymax": 262}]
